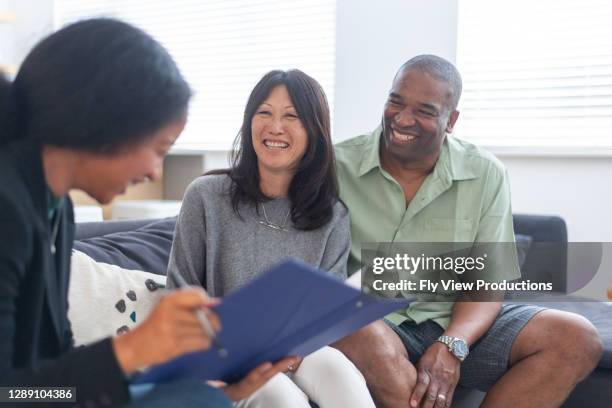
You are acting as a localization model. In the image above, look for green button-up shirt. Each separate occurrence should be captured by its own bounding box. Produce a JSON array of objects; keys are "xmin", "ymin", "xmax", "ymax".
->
[{"xmin": 335, "ymin": 126, "xmax": 520, "ymax": 328}]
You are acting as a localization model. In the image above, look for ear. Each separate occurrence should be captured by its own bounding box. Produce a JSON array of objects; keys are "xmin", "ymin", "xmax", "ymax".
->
[{"xmin": 445, "ymin": 110, "xmax": 460, "ymax": 133}]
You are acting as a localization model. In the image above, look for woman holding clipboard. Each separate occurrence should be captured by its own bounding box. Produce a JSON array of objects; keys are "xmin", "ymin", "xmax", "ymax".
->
[{"xmin": 0, "ymin": 18, "xmax": 297, "ymax": 407}]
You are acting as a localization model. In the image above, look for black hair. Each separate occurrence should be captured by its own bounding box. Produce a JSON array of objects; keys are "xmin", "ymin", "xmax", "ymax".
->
[
  {"xmin": 397, "ymin": 54, "xmax": 463, "ymax": 110},
  {"xmin": 209, "ymin": 69, "xmax": 339, "ymax": 231},
  {"xmin": 0, "ymin": 18, "xmax": 191, "ymax": 153}
]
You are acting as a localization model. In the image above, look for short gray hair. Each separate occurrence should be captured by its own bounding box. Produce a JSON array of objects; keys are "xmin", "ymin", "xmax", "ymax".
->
[{"xmin": 396, "ymin": 54, "xmax": 462, "ymax": 110}]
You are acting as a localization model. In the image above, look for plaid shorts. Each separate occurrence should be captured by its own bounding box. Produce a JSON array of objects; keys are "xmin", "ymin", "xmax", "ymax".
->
[{"xmin": 385, "ymin": 304, "xmax": 545, "ymax": 391}]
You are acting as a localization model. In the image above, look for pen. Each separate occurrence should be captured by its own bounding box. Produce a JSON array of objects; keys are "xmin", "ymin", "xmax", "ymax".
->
[{"xmin": 170, "ymin": 270, "xmax": 228, "ymax": 358}]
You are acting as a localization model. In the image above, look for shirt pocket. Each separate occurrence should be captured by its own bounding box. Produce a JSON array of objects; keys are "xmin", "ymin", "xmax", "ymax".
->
[{"xmin": 426, "ymin": 217, "xmax": 475, "ymax": 242}]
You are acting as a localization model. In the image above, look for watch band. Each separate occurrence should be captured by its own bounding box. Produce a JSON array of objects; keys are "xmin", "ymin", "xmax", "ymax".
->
[
  {"xmin": 437, "ymin": 335, "xmax": 456, "ymax": 348},
  {"xmin": 436, "ymin": 335, "xmax": 469, "ymax": 362}
]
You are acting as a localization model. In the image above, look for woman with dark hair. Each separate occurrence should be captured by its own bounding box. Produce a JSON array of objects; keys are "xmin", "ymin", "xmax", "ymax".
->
[
  {"xmin": 168, "ymin": 69, "xmax": 375, "ymax": 407},
  {"xmin": 0, "ymin": 19, "xmax": 297, "ymax": 408}
]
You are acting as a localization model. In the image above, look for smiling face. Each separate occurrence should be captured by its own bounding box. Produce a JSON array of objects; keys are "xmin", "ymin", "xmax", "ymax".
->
[
  {"xmin": 251, "ymin": 84, "xmax": 308, "ymax": 178},
  {"xmin": 381, "ymin": 68, "xmax": 459, "ymax": 164},
  {"xmin": 75, "ymin": 115, "xmax": 186, "ymax": 204}
]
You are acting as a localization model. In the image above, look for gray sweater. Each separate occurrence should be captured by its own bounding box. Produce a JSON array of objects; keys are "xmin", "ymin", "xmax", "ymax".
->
[{"xmin": 167, "ymin": 174, "xmax": 350, "ymax": 296}]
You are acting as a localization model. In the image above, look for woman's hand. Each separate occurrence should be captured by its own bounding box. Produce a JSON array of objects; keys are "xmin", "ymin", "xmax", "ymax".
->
[
  {"xmin": 112, "ymin": 288, "xmax": 220, "ymax": 375},
  {"xmin": 286, "ymin": 356, "xmax": 303, "ymax": 373},
  {"xmin": 208, "ymin": 357, "xmax": 301, "ymax": 401}
]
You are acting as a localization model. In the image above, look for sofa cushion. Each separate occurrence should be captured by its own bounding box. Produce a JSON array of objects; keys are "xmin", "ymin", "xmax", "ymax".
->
[
  {"xmin": 75, "ymin": 218, "xmax": 159, "ymax": 240},
  {"xmin": 74, "ymin": 217, "xmax": 176, "ymax": 275},
  {"xmin": 515, "ymin": 233, "xmax": 532, "ymax": 271},
  {"xmin": 68, "ymin": 250, "xmax": 167, "ymax": 346}
]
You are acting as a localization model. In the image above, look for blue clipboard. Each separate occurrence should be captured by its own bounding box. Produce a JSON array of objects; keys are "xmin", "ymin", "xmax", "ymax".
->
[{"xmin": 132, "ymin": 258, "xmax": 409, "ymax": 384}]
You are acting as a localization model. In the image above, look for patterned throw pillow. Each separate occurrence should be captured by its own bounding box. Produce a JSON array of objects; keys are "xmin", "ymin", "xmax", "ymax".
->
[{"xmin": 68, "ymin": 250, "xmax": 167, "ymax": 346}]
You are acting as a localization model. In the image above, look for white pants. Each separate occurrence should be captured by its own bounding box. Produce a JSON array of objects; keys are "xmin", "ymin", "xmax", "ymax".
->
[{"xmin": 235, "ymin": 346, "xmax": 375, "ymax": 408}]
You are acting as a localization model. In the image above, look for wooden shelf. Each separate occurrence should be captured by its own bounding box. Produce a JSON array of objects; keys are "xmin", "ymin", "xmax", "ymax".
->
[{"xmin": 0, "ymin": 12, "xmax": 16, "ymax": 23}]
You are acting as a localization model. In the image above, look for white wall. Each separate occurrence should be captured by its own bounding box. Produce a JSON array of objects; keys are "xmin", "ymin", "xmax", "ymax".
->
[
  {"xmin": 13, "ymin": 0, "xmax": 53, "ymax": 64},
  {"xmin": 4, "ymin": 1, "xmax": 611, "ymax": 242},
  {"xmin": 0, "ymin": 1, "xmax": 16, "ymax": 70},
  {"xmin": 333, "ymin": 0, "xmax": 458, "ymax": 141},
  {"xmin": 0, "ymin": 0, "xmax": 53, "ymax": 70},
  {"xmin": 500, "ymin": 156, "xmax": 612, "ymax": 242}
]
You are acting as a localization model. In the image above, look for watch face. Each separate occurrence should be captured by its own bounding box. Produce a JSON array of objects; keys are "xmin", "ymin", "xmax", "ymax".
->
[{"xmin": 452, "ymin": 340, "xmax": 469, "ymax": 360}]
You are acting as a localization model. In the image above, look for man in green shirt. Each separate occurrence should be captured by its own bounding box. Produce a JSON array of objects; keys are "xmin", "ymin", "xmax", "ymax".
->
[{"xmin": 332, "ymin": 55, "xmax": 602, "ymax": 408}]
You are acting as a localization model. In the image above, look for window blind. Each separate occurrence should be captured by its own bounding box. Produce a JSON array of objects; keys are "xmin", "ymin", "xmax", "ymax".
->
[
  {"xmin": 456, "ymin": 0, "xmax": 612, "ymax": 149},
  {"xmin": 55, "ymin": 0, "xmax": 336, "ymax": 151}
]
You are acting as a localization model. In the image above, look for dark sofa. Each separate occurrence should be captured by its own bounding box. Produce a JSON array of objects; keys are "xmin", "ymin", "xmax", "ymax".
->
[{"xmin": 74, "ymin": 214, "xmax": 611, "ymax": 407}]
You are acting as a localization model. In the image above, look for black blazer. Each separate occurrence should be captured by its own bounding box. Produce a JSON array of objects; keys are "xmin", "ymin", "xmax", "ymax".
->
[{"xmin": 0, "ymin": 140, "xmax": 130, "ymax": 407}]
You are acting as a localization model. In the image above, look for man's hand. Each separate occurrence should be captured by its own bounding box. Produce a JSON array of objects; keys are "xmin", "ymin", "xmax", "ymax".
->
[
  {"xmin": 410, "ymin": 342, "xmax": 460, "ymax": 408},
  {"xmin": 214, "ymin": 356, "xmax": 301, "ymax": 401}
]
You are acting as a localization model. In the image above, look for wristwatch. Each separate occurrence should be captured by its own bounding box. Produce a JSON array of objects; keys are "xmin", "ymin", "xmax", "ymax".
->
[{"xmin": 436, "ymin": 335, "xmax": 469, "ymax": 362}]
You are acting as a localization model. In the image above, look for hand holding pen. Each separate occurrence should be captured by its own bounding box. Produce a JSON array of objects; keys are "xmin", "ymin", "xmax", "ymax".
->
[
  {"xmin": 112, "ymin": 285, "xmax": 224, "ymax": 376},
  {"xmin": 169, "ymin": 269, "xmax": 228, "ymax": 358},
  {"xmin": 111, "ymin": 270, "xmax": 301, "ymax": 401}
]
